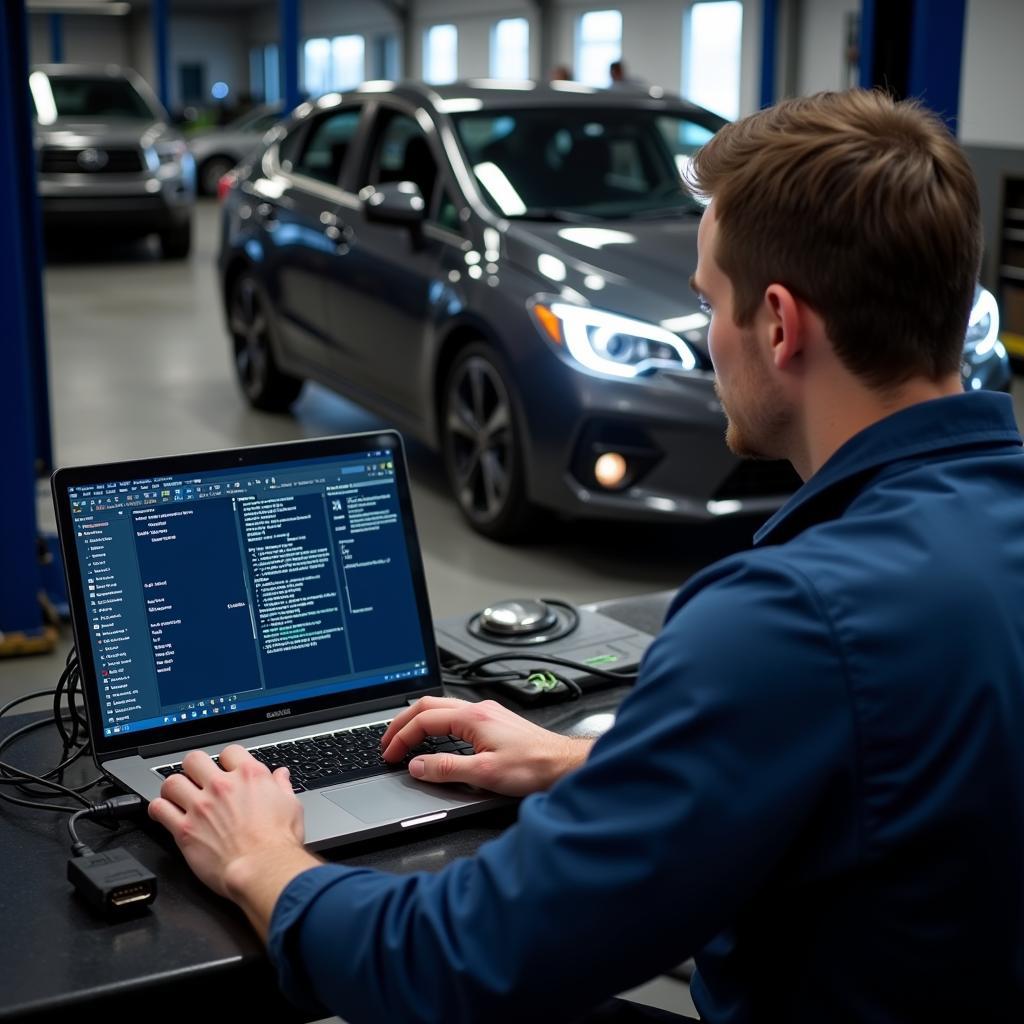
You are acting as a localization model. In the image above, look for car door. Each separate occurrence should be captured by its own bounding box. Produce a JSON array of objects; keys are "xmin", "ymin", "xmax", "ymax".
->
[
  {"xmin": 321, "ymin": 102, "xmax": 461, "ymax": 416},
  {"xmin": 260, "ymin": 104, "xmax": 364, "ymax": 373}
]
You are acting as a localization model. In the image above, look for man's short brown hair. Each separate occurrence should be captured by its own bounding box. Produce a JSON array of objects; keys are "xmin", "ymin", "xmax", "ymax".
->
[{"xmin": 686, "ymin": 90, "xmax": 981, "ymax": 387}]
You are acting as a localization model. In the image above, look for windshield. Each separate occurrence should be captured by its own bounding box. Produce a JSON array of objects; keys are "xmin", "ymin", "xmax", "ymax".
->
[
  {"xmin": 452, "ymin": 108, "xmax": 720, "ymax": 221},
  {"xmin": 32, "ymin": 74, "xmax": 155, "ymax": 121}
]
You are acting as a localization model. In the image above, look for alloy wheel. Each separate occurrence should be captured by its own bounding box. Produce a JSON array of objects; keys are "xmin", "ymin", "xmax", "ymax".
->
[{"xmin": 445, "ymin": 355, "xmax": 515, "ymax": 523}]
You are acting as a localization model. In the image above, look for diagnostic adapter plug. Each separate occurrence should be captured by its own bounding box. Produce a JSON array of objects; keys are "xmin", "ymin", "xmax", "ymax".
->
[
  {"xmin": 67, "ymin": 847, "xmax": 157, "ymax": 918},
  {"xmin": 67, "ymin": 794, "xmax": 157, "ymax": 918}
]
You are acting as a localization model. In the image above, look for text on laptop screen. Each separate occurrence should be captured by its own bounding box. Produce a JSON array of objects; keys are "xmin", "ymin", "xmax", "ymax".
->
[{"xmin": 66, "ymin": 449, "xmax": 429, "ymax": 739}]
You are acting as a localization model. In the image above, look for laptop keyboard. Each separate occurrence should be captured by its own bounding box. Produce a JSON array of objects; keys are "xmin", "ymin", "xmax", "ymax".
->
[{"xmin": 154, "ymin": 720, "xmax": 474, "ymax": 793}]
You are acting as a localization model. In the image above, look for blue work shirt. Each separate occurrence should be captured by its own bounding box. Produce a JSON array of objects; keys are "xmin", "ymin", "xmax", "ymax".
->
[{"xmin": 267, "ymin": 391, "xmax": 1024, "ymax": 1023}]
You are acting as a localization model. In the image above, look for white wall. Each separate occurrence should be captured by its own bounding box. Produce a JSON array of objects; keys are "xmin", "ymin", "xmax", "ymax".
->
[
  {"xmin": 29, "ymin": 13, "xmax": 132, "ymax": 68},
  {"xmin": 794, "ymin": 0, "xmax": 857, "ymax": 96},
  {"xmin": 167, "ymin": 14, "xmax": 249, "ymax": 108},
  {"xmin": 959, "ymin": 0, "xmax": 1024, "ymax": 147}
]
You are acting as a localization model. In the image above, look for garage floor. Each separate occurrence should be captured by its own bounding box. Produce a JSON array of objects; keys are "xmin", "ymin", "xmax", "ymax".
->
[{"xmin": 3, "ymin": 201, "xmax": 1020, "ymax": 1023}]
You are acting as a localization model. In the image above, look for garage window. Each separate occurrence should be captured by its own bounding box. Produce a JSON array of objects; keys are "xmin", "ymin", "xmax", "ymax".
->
[
  {"xmin": 424, "ymin": 24, "xmax": 458, "ymax": 85},
  {"xmin": 575, "ymin": 10, "xmax": 622, "ymax": 88},
  {"xmin": 491, "ymin": 18, "xmax": 530, "ymax": 80},
  {"xmin": 303, "ymin": 35, "xmax": 366, "ymax": 96},
  {"xmin": 683, "ymin": 1, "xmax": 743, "ymax": 119}
]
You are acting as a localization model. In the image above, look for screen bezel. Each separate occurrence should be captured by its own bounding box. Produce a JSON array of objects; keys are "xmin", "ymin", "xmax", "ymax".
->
[{"xmin": 51, "ymin": 431, "xmax": 444, "ymax": 761}]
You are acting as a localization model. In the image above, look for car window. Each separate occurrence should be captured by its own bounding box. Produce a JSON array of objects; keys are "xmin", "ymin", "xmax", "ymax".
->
[
  {"xmin": 436, "ymin": 189, "xmax": 461, "ymax": 233},
  {"xmin": 34, "ymin": 75, "xmax": 154, "ymax": 120},
  {"xmin": 656, "ymin": 116, "xmax": 715, "ymax": 180},
  {"xmin": 453, "ymin": 108, "xmax": 719, "ymax": 220},
  {"xmin": 364, "ymin": 111, "xmax": 440, "ymax": 212},
  {"xmin": 292, "ymin": 107, "xmax": 362, "ymax": 184},
  {"xmin": 277, "ymin": 123, "xmax": 306, "ymax": 171}
]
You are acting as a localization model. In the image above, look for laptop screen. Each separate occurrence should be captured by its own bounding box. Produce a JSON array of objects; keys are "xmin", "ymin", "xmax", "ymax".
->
[{"xmin": 56, "ymin": 435, "xmax": 435, "ymax": 746}]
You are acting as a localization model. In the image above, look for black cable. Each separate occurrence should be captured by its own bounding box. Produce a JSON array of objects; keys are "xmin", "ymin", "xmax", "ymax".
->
[
  {"xmin": 68, "ymin": 794, "xmax": 144, "ymax": 858},
  {"xmin": 0, "ymin": 647, "xmax": 104, "ymax": 814},
  {"xmin": 450, "ymin": 651, "xmax": 638, "ymax": 684}
]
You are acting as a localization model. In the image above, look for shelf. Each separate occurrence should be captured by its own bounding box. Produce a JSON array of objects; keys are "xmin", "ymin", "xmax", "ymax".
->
[
  {"xmin": 1004, "ymin": 228, "xmax": 1024, "ymax": 242},
  {"xmin": 999, "ymin": 265, "xmax": 1024, "ymax": 282}
]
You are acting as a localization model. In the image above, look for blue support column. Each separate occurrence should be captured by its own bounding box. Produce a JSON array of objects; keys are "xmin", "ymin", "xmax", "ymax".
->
[
  {"xmin": 0, "ymin": 1, "xmax": 49, "ymax": 644},
  {"xmin": 908, "ymin": 0, "xmax": 966, "ymax": 132},
  {"xmin": 49, "ymin": 13, "xmax": 63, "ymax": 63},
  {"xmin": 280, "ymin": 0, "xmax": 301, "ymax": 111},
  {"xmin": 152, "ymin": 0, "xmax": 170, "ymax": 111},
  {"xmin": 759, "ymin": 0, "xmax": 777, "ymax": 109},
  {"xmin": 858, "ymin": 0, "xmax": 876, "ymax": 88}
]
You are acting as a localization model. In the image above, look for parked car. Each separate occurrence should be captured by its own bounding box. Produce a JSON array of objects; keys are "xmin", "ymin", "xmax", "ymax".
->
[
  {"xmin": 30, "ymin": 63, "xmax": 195, "ymax": 258},
  {"xmin": 217, "ymin": 81, "xmax": 1012, "ymax": 539},
  {"xmin": 189, "ymin": 104, "xmax": 283, "ymax": 196}
]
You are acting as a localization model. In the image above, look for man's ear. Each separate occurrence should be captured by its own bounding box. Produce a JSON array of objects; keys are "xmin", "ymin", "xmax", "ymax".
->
[{"xmin": 763, "ymin": 283, "xmax": 803, "ymax": 370}]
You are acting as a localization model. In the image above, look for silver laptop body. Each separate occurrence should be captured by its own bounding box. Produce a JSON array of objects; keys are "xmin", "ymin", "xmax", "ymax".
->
[{"xmin": 52, "ymin": 431, "xmax": 506, "ymax": 851}]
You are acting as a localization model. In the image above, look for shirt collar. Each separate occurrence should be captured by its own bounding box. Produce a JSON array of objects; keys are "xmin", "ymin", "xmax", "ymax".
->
[{"xmin": 754, "ymin": 391, "xmax": 1021, "ymax": 547}]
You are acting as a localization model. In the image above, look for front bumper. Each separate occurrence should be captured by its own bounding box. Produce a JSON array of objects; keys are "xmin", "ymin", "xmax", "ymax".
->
[
  {"xmin": 37, "ymin": 167, "xmax": 194, "ymax": 233},
  {"xmin": 517, "ymin": 347, "xmax": 800, "ymax": 523}
]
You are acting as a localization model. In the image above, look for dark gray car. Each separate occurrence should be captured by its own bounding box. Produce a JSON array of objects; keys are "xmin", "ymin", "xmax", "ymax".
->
[
  {"xmin": 217, "ymin": 81, "xmax": 1011, "ymax": 539},
  {"xmin": 31, "ymin": 64, "xmax": 195, "ymax": 258}
]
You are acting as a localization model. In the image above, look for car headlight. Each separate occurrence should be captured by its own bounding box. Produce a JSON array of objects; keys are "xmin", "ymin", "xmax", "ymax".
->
[
  {"xmin": 964, "ymin": 286, "xmax": 999, "ymax": 357},
  {"xmin": 531, "ymin": 301, "xmax": 699, "ymax": 378},
  {"xmin": 150, "ymin": 140, "xmax": 188, "ymax": 168}
]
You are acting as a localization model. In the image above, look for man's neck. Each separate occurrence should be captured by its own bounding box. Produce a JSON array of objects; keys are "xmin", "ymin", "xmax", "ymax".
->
[{"xmin": 790, "ymin": 372, "xmax": 964, "ymax": 481}]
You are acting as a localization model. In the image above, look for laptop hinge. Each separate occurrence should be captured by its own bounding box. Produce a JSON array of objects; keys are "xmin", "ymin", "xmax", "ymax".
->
[{"xmin": 135, "ymin": 688, "xmax": 437, "ymax": 759}]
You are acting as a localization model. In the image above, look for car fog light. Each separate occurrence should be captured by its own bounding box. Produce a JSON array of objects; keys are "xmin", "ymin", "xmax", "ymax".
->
[{"xmin": 594, "ymin": 452, "xmax": 628, "ymax": 489}]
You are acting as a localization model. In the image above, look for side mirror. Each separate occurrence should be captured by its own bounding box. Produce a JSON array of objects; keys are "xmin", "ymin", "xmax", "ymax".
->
[{"xmin": 362, "ymin": 181, "xmax": 427, "ymax": 226}]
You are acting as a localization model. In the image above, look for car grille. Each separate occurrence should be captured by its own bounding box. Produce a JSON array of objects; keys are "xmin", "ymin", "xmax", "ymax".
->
[
  {"xmin": 713, "ymin": 458, "xmax": 801, "ymax": 501},
  {"xmin": 40, "ymin": 146, "xmax": 145, "ymax": 174}
]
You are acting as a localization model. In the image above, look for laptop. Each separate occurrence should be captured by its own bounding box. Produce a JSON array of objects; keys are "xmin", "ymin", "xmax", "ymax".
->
[{"xmin": 52, "ymin": 430, "xmax": 508, "ymax": 850}]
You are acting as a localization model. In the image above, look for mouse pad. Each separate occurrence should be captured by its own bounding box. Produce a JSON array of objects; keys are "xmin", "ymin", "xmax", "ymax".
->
[{"xmin": 322, "ymin": 774, "xmax": 485, "ymax": 823}]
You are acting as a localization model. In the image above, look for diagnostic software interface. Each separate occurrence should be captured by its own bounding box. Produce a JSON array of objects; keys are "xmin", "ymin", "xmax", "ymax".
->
[{"xmin": 66, "ymin": 449, "xmax": 429, "ymax": 739}]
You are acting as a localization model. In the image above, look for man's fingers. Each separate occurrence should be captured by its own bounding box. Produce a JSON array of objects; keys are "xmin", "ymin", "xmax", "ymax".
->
[
  {"xmin": 408, "ymin": 752, "xmax": 479, "ymax": 786},
  {"xmin": 160, "ymin": 769, "xmax": 201, "ymax": 810},
  {"xmin": 273, "ymin": 766, "xmax": 294, "ymax": 796},
  {"xmin": 217, "ymin": 744, "xmax": 261, "ymax": 772},
  {"xmin": 148, "ymin": 794, "xmax": 186, "ymax": 836},
  {"xmin": 382, "ymin": 707, "xmax": 472, "ymax": 762},
  {"xmin": 380, "ymin": 696, "xmax": 467, "ymax": 749},
  {"xmin": 181, "ymin": 748, "xmax": 224, "ymax": 787}
]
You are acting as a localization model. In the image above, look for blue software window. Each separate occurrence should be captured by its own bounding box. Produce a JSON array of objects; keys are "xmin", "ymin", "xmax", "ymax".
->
[{"xmin": 67, "ymin": 451, "xmax": 428, "ymax": 737}]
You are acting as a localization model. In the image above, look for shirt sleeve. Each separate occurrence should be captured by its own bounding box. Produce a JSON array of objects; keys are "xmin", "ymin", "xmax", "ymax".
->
[{"xmin": 266, "ymin": 556, "xmax": 857, "ymax": 1024}]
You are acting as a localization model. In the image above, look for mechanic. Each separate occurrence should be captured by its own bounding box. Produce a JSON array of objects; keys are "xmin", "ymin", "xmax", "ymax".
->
[{"xmin": 148, "ymin": 89, "xmax": 1024, "ymax": 1023}]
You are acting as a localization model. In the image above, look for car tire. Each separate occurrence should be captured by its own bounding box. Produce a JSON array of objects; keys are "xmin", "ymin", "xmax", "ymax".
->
[
  {"xmin": 441, "ymin": 343, "xmax": 539, "ymax": 541},
  {"xmin": 199, "ymin": 155, "xmax": 235, "ymax": 197},
  {"xmin": 228, "ymin": 274, "xmax": 304, "ymax": 412},
  {"xmin": 159, "ymin": 220, "xmax": 192, "ymax": 260}
]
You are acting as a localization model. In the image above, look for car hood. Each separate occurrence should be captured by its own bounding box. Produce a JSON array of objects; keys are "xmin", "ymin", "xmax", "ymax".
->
[
  {"xmin": 502, "ymin": 214, "xmax": 709, "ymax": 354},
  {"xmin": 35, "ymin": 117, "xmax": 176, "ymax": 148}
]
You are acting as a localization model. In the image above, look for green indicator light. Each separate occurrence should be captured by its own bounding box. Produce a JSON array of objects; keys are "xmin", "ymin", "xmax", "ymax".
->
[{"xmin": 584, "ymin": 654, "xmax": 619, "ymax": 666}]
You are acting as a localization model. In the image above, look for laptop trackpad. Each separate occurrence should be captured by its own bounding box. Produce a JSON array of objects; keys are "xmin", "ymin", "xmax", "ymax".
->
[{"xmin": 323, "ymin": 774, "xmax": 481, "ymax": 824}]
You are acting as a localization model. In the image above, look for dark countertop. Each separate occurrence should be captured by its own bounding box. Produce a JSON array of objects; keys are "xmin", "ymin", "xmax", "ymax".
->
[{"xmin": 0, "ymin": 590, "xmax": 676, "ymax": 1021}]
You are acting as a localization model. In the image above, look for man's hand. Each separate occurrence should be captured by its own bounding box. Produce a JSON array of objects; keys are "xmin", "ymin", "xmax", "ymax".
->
[
  {"xmin": 148, "ymin": 745, "xmax": 321, "ymax": 939},
  {"xmin": 380, "ymin": 696, "xmax": 593, "ymax": 797}
]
